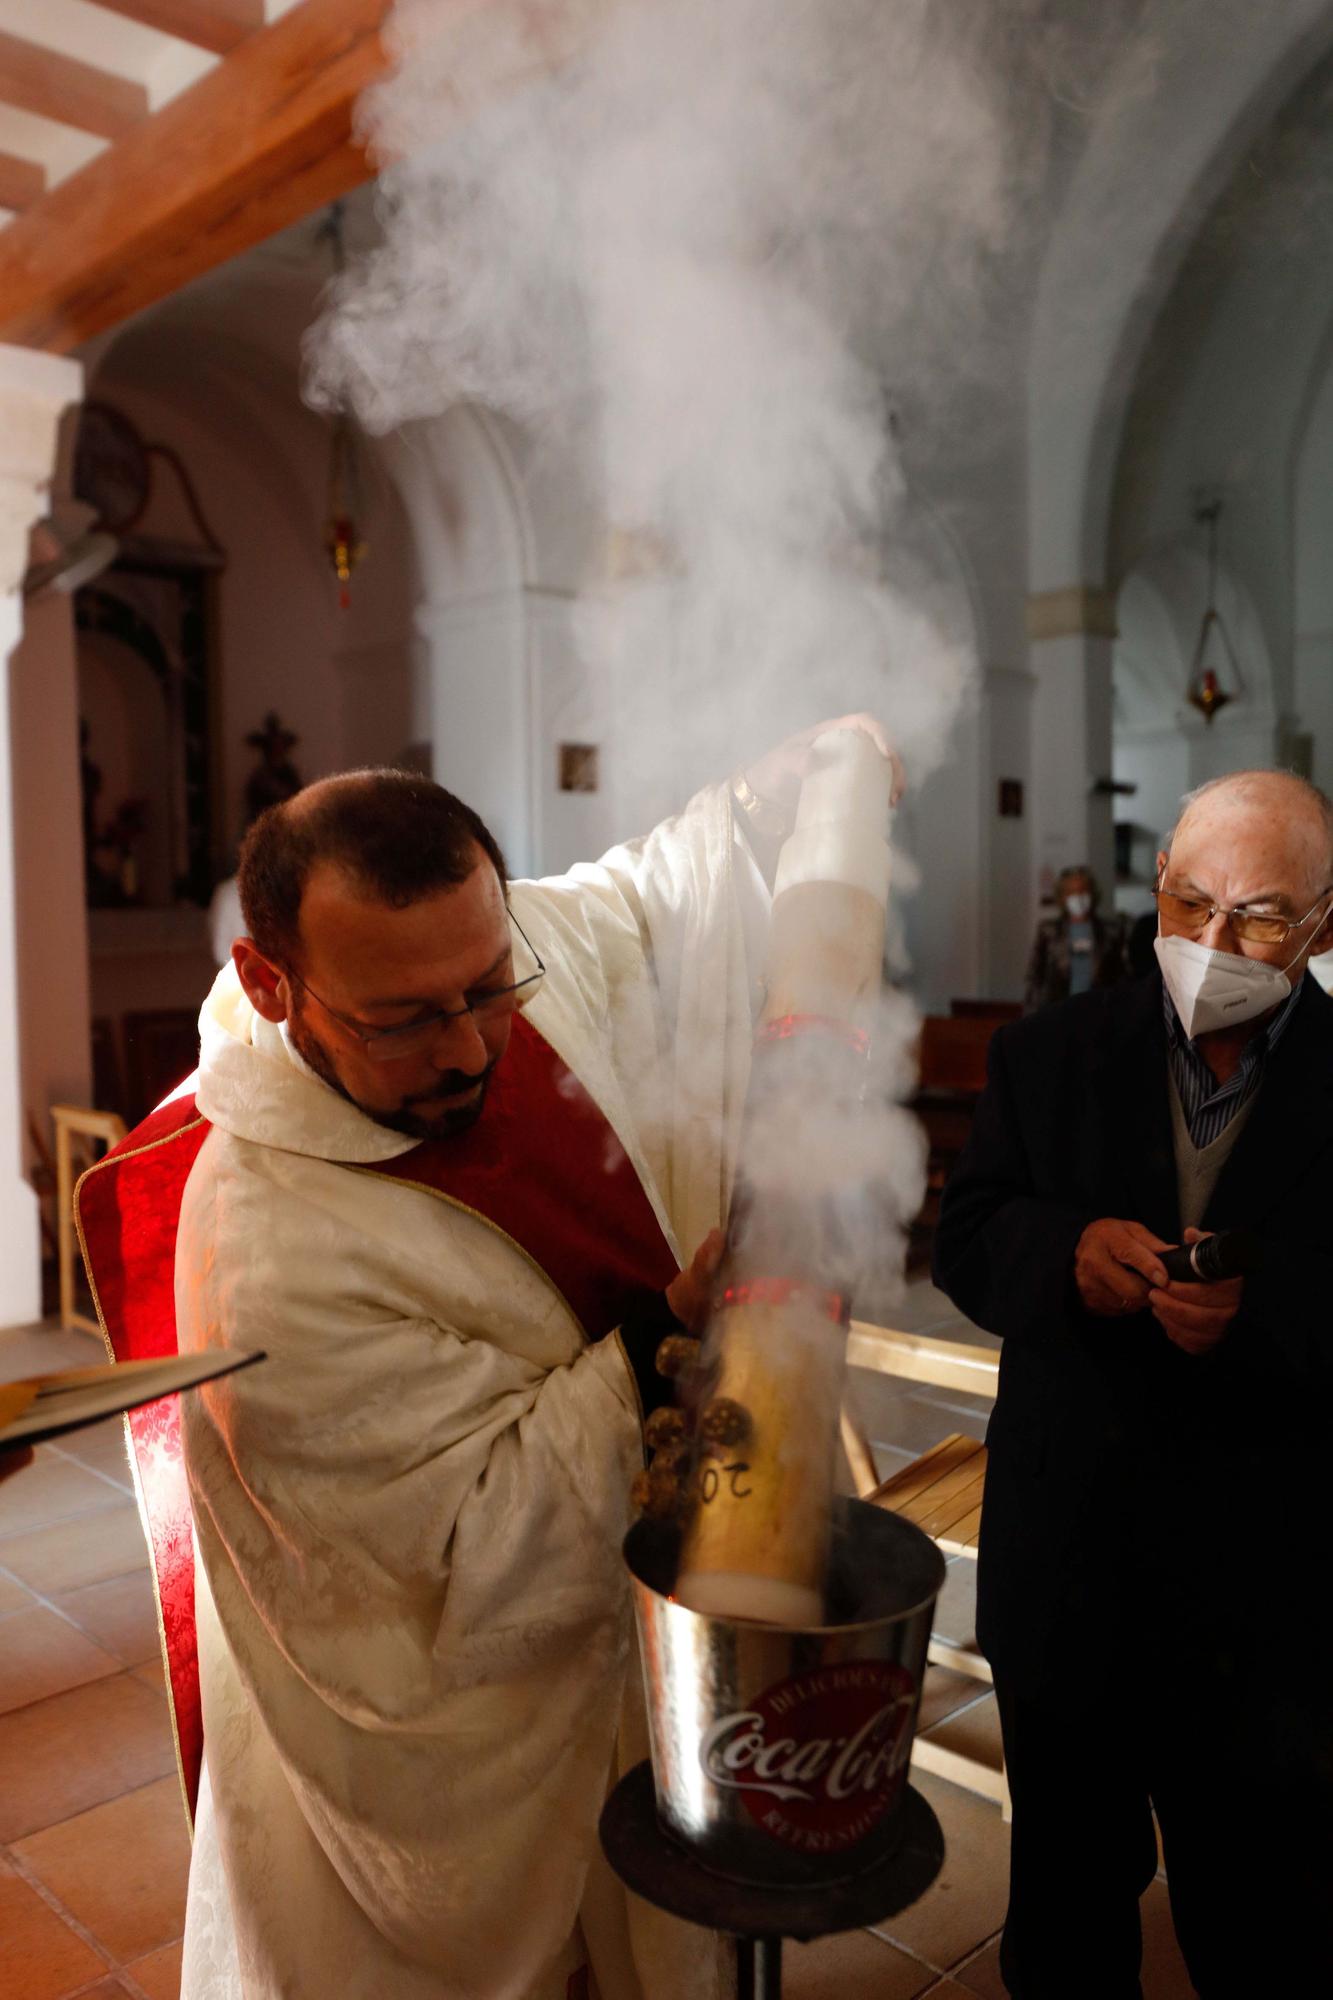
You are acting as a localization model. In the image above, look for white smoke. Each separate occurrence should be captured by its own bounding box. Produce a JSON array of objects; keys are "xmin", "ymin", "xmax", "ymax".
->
[
  {"xmin": 311, "ymin": 0, "xmax": 1038, "ymax": 796},
  {"xmin": 309, "ymin": 0, "xmax": 1048, "ymax": 1322}
]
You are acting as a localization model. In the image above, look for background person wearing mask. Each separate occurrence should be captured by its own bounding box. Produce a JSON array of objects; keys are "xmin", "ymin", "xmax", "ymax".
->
[
  {"xmin": 1023, "ymin": 863, "xmax": 1127, "ymax": 1011},
  {"xmin": 934, "ymin": 768, "xmax": 1333, "ymax": 1996}
]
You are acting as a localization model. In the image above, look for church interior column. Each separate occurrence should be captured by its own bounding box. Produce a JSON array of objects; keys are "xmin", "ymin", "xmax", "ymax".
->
[
  {"xmin": 1026, "ymin": 585, "xmax": 1118, "ymax": 906},
  {"xmin": 0, "ymin": 344, "xmax": 84, "ymax": 1327}
]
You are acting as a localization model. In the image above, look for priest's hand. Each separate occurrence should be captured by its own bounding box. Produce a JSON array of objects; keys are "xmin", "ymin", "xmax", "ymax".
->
[
  {"xmin": 666, "ymin": 1228, "xmax": 726, "ymax": 1334},
  {"xmin": 740, "ymin": 714, "xmax": 905, "ymax": 823},
  {"xmin": 1147, "ymin": 1228, "xmax": 1243, "ymax": 1357}
]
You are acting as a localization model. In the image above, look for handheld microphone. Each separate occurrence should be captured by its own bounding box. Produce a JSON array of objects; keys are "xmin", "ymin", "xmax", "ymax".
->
[{"xmin": 1159, "ymin": 1229, "xmax": 1265, "ymax": 1285}]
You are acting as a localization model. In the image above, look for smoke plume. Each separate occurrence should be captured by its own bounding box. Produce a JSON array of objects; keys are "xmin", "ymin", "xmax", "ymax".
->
[
  {"xmin": 311, "ymin": 0, "xmax": 1038, "ymax": 792},
  {"xmin": 310, "ymin": 0, "xmax": 1047, "ymax": 1316}
]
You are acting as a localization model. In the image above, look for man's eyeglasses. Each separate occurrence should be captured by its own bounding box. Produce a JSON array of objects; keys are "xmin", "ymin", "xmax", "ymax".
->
[
  {"xmin": 1153, "ymin": 875, "xmax": 1333, "ymax": 947},
  {"xmin": 285, "ymin": 911, "xmax": 545, "ymax": 1062}
]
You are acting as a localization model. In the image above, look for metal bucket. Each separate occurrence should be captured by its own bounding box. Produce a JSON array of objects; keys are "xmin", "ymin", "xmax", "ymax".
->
[{"xmin": 626, "ymin": 1496, "xmax": 945, "ymax": 1888}]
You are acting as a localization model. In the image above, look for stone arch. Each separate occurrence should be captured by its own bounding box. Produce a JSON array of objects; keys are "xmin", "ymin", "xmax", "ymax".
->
[
  {"xmin": 1023, "ymin": 8, "xmax": 1333, "ymax": 945},
  {"xmin": 377, "ymin": 404, "xmax": 547, "ymax": 870},
  {"xmin": 1294, "ymin": 338, "xmax": 1333, "ymax": 794},
  {"xmin": 380, "ymin": 403, "xmax": 535, "ymax": 605},
  {"xmin": 1028, "ymin": 0, "xmax": 1333, "ymax": 594}
]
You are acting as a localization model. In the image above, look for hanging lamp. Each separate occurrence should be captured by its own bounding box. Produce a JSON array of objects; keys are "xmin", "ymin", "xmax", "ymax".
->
[
  {"xmin": 317, "ymin": 202, "xmax": 368, "ymax": 611},
  {"xmin": 1184, "ymin": 499, "xmax": 1244, "ymax": 724}
]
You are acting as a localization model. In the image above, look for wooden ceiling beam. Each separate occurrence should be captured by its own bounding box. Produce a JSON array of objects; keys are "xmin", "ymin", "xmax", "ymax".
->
[
  {"xmin": 83, "ymin": 1, "xmax": 266, "ymax": 59},
  {"xmin": 0, "ymin": 30, "xmax": 150, "ymax": 141},
  {"xmin": 0, "ymin": 149, "xmax": 46, "ymax": 215},
  {"xmin": 0, "ymin": 0, "xmax": 391, "ymax": 354}
]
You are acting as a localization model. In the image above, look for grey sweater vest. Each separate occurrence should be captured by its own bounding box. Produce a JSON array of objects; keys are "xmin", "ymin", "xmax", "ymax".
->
[{"xmin": 1167, "ymin": 1071, "xmax": 1257, "ymax": 1233}]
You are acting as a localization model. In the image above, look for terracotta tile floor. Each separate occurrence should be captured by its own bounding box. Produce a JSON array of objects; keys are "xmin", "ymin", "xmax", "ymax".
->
[
  {"xmin": 3, "ymin": 1308, "xmax": 1201, "ymax": 1999},
  {"xmin": 1, "ymin": 1324, "xmax": 188, "ymax": 2000}
]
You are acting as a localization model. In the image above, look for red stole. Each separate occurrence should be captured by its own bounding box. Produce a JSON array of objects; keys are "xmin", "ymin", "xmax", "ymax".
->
[
  {"xmin": 75, "ymin": 1017, "xmax": 675, "ymax": 1822},
  {"xmin": 370, "ymin": 1016, "xmax": 677, "ymax": 1337}
]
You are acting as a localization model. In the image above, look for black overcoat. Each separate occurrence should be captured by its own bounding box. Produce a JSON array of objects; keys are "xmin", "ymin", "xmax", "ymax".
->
[{"xmin": 933, "ymin": 969, "xmax": 1333, "ymax": 1703}]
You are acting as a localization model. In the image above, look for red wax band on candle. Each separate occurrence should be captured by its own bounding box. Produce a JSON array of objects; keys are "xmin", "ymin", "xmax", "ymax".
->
[
  {"xmin": 756, "ymin": 1013, "xmax": 870, "ymax": 1057},
  {"xmin": 718, "ymin": 1278, "xmax": 850, "ymax": 1325}
]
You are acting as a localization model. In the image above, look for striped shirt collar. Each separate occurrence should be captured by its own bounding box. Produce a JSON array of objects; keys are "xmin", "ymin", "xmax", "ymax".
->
[{"xmin": 1163, "ymin": 973, "xmax": 1303, "ymax": 1148}]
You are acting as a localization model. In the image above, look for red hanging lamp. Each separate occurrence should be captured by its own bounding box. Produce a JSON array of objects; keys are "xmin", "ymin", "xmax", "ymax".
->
[
  {"xmin": 1184, "ymin": 499, "xmax": 1244, "ymax": 724},
  {"xmin": 317, "ymin": 202, "xmax": 368, "ymax": 611}
]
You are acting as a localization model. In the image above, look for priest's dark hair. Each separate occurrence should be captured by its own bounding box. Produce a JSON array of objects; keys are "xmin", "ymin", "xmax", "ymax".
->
[{"xmin": 238, "ymin": 767, "xmax": 508, "ymax": 968}]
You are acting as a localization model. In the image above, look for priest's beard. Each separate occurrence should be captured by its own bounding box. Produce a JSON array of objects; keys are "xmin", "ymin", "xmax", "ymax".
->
[{"xmin": 287, "ymin": 1012, "xmax": 497, "ymax": 1141}]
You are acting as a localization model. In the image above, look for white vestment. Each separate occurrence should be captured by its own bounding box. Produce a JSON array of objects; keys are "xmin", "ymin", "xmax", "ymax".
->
[{"xmin": 176, "ymin": 783, "xmax": 764, "ymax": 2000}]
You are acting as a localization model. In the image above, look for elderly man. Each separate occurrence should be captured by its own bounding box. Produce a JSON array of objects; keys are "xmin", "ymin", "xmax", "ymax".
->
[
  {"xmin": 80, "ymin": 716, "xmax": 890, "ymax": 2000},
  {"xmin": 935, "ymin": 769, "xmax": 1333, "ymax": 1997}
]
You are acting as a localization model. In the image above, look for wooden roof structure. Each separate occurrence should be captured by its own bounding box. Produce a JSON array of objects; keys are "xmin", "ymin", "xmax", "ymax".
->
[{"xmin": 0, "ymin": 0, "xmax": 391, "ymax": 353}]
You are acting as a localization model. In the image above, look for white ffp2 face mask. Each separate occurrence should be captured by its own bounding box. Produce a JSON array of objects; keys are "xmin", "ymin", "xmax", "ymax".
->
[
  {"xmin": 1155, "ymin": 932, "xmax": 1296, "ymax": 1038},
  {"xmin": 1064, "ymin": 893, "xmax": 1092, "ymax": 919}
]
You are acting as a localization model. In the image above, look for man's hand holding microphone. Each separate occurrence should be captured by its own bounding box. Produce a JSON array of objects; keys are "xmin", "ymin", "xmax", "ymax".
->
[{"xmin": 1074, "ymin": 1219, "xmax": 1244, "ymax": 1357}]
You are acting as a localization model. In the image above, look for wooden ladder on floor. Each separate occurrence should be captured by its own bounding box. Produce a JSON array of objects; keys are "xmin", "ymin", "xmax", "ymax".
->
[{"xmin": 845, "ymin": 1320, "xmax": 1008, "ymax": 1815}]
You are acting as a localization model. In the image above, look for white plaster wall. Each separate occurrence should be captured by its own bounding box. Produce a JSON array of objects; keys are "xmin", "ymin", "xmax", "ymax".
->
[
  {"xmin": 1294, "ymin": 347, "xmax": 1333, "ymax": 794},
  {"xmin": 0, "ymin": 343, "xmax": 83, "ymax": 1324},
  {"xmin": 389, "ymin": 406, "xmax": 695, "ymax": 878},
  {"xmin": 88, "ymin": 343, "xmax": 419, "ymax": 859},
  {"xmin": 1112, "ymin": 732, "xmax": 1189, "ymax": 915},
  {"xmin": 1029, "ymin": 628, "xmax": 1116, "ymax": 901},
  {"xmin": 527, "ymin": 590, "xmax": 621, "ymax": 872},
  {"xmin": 1294, "ymin": 634, "xmax": 1333, "ymax": 797},
  {"xmin": 894, "ymin": 699, "xmax": 984, "ymax": 1015},
  {"xmin": 386, "ymin": 410, "xmax": 541, "ymax": 875},
  {"xmin": 981, "ymin": 665, "xmax": 1035, "ymax": 1000},
  {"xmin": 421, "ymin": 592, "xmax": 533, "ymax": 874},
  {"xmin": 8, "ymin": 585, "xmax": 93, "ymax": 1144}
]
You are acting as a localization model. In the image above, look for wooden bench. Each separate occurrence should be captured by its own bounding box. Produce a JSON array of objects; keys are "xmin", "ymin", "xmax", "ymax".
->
[
  {"xmin": 949, "ymin": 998, "xmax": 1022, "ymax": 1025},
  {"xmin": 873, "ymin": 1431, "xmax": 985, "ymax": 1555},
  {"xmin": 845, "ymin": 1319, "xmax": 1007, "ymax": 1812},
  {"xmin": 908, "ymin": 1015, "xmax": 1006, "ymax": 1274}
]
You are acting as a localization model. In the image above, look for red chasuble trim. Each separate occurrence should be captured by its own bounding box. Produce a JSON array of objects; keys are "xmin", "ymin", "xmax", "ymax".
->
[
  {"xmin": 366, "ymin": 1016, "xmax": 678, "ymax": 1341},
  {"xmin": 74, "ymin": 1092, "xmax": 212, "ymax": 1832},
  {"xmin": 73, "ymin": 1017, "xmax": 677, "ymax": 1830}
]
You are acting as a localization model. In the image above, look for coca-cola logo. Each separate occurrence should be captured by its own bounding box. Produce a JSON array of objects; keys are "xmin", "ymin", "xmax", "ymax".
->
[{"xmin": 699, "ymin": 1660, "xmax": 916, "ymax": 1854}]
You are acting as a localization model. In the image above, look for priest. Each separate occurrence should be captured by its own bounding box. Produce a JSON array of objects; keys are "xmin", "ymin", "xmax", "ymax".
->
[{"xmin": 80, "ymin": 717, "xmax": 893, "ymax": 2000}]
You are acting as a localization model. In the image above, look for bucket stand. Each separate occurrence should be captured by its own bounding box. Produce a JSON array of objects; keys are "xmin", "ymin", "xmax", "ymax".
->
[{"xmin": 600, "ymin": 1760, "xmax": 944, "ymax": 1999}]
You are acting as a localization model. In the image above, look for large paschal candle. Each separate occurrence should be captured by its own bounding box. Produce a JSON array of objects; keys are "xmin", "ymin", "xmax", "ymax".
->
[{"xmin": 675, "ymin": 727, "xmax": 894, "ymax": 1625}]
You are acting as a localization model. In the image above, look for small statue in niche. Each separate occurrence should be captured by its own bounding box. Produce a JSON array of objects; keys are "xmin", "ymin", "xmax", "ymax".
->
[
  {"xmin": 80, "ymin": 720, "xmax": 109, "ymax": 892},
  {"xmin": 104, "ymin": 799, "xmax": 148, "ymax": 903},
  {"xmin": 244, "ymin": 713, "xmax": 303, "ymax": 825},
  {"xmin": 80, "ymin": 718, "xmax": 147, "ymax": 908}
]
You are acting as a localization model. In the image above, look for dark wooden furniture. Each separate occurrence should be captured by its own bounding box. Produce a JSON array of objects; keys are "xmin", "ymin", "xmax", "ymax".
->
[
  {"xmin": 908, "ymin": 1012, "xmax": 1010, "ymax": 1273},
  {"xmin": 122, "ymin": 1008, "xmax": 201, "ymax": 1125}
]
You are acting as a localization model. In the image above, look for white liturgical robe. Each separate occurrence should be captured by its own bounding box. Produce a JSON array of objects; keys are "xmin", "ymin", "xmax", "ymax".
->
[{"xmin": 176, "ymin": 782, "xmax": 764, "ymax": 2000}]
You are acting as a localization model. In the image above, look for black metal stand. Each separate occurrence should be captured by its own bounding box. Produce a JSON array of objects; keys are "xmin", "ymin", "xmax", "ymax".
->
[
  {"xmin": 599, "ymin": 1762, "xmax": 945, "ymax": 1998},
  {"xmin": 735, "ymin": 1934, "xmax": 783, "ymax": 1997}
]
